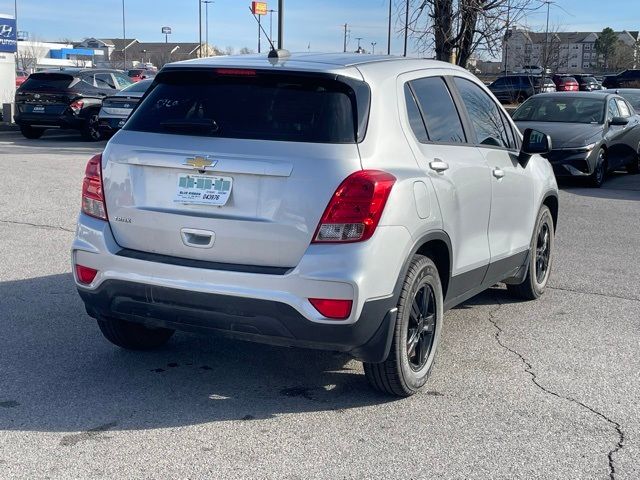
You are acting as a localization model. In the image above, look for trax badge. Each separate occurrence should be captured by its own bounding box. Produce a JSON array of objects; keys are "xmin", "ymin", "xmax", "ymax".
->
[{"xmin": 184, "ymin": 155, "xmax": 217, "ymax": 170}]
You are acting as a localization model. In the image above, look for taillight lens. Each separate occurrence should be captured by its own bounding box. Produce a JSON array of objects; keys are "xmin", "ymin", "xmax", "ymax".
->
[
  {"xmin": 82, "ymin": 154, "xmax": 108, "ymax": 220},
  {"xmin": 75, "ymin": 264, "xmax": 98, "ymax": 284},
  {"xmin": 309, "ymin": 298, "xmax": 353, "ymax": 320},
  {"xmin": 313, "ymin": 170, "xmax": 396, "ymax": 243},
  {"xmin": 69, "ymin": 100, "xmax": 84, "ymax": 113}
]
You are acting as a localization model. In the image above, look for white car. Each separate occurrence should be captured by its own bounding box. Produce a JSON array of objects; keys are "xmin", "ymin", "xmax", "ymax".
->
[{"xmin": 72, "ymin": 53, "xmax": 559, "ymax": 396}]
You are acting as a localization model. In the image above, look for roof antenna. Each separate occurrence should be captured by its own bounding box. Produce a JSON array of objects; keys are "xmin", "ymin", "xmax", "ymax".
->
[{"xmin": 248, "ymin": 7, "xmax": 289, "ymax": 60}]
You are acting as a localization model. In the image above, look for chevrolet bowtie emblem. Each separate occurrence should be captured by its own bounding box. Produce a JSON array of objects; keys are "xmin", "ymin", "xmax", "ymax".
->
[{"xmin": 184, "ymin": 155, "xmax": 216, "ymax": 169}]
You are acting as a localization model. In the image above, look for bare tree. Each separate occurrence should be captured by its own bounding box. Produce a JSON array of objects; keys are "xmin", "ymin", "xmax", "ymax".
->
[
  {"xmin": 15, "ymin": 38, "xmax": 49, "ymax": 73},
  {"xmin": 405, "ymin": 0, "xmax": 544, "ymax": 67}
]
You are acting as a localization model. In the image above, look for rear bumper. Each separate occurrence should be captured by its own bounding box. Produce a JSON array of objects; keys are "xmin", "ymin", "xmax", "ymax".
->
[
  {"xmin": 98, "ymin": 116, "xmax": 126, "ymax": 133},
  {"xmin": 72, "ymin": 213, "xmax": 413, "ymax": 361},
  {"xmin": 79, "ymin": 280, "xmax": 397, "ymax": 362},
  {"xmin": 14, "ymin": 112, "xmax": 85, "ymax": 130}
]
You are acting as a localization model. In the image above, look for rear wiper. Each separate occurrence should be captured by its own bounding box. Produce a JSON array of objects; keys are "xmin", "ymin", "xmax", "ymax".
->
[{"xmin": 160, "ymin": 119, "xmax": 220, "ymax": 135}]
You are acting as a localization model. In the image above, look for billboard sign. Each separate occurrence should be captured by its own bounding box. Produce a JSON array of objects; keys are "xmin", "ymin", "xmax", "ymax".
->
[
  {"xmin": 0, "ymin": 14, "xmax": 17, "ymax": 53},
  {"xmin": 251, "ymin": 1, "xmax": 268, "ymax": 15},
  {"xmin": 162, "ymin": 26, "xmax": 172, "ymax": 35}
]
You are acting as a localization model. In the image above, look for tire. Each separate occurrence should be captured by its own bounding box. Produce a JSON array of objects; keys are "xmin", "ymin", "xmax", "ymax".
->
[
  {"xmin": 364, "ymin": 255, "xmax": 443, "ymax": 397},
  {"xmin": 507, "ymin": 206, "xmax": 554, "ymax": 301},
  {"xmin": 97, "ymin": 316, "xmax": 174, "ymax": 350},
  {"xmin": 81, "ymin": 112, "xmax": 103, "ymax": 141},
  {"xmin": 20, "ymin": 125, "xmax": 45, "ymax": 139},
  {"xmin": 588, "ymin": 148, "xmax": 607, "ymax": 187}
]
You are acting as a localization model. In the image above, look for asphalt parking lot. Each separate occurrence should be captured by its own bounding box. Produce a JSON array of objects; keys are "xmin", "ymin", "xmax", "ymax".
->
[{"xmin": 1, "ymin": 129, "xmax": 639, "ymax": 479}]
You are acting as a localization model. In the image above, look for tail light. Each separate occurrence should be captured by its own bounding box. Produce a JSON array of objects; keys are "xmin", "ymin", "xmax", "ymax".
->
[
  {"xmin": 69, "ymin": 100, "xmax": 84, "ymax": 113},
  {"xmin": 309, "ymin": 298, "xmax": 353, "ymax": 320},
  {"xmin": 82, "ymin": 154, "xmax": 108, "ymax": 220},
  {"xmin": 75, "ymin": 264, "xmax": 98, "ymax": 284},
  {"xmin": 312, "ymin": 170, "xmax": 396, "ymax": 243}
]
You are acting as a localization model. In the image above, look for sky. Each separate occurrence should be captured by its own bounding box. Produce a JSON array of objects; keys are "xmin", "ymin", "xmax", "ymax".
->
[{"xmin": 0, "ymin": 0, "xmax": 638, "ymax": 57}]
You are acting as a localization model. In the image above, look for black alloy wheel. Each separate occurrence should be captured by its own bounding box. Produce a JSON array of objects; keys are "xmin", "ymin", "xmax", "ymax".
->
[
  {"xmin": 82, "ymin": 113, "xmax": 103, "ymax": 141},
  {"xmin": 535, "ymin": 222, "xmax": 551, "ymax": 286},
  {"xmin": 406, "ymin": 284, "xmax": 437, "ymax": 372},
  {"xmin": 589, "ymin": 148, "xmax": 606, "ymax": 187}
]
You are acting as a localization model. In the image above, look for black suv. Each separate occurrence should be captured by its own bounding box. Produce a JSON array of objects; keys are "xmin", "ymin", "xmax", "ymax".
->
[
  {"xmin": 571, "ymin": 74, "xmax": 601, "ymax": 91},
  {"xmin": 602, "ymin": 70, "xmax": 640, "ymax": 89},
  {"xmin": 489, "ymin": 75, "xmax": 556, "ymax": 103},
  {"xmin": 14, "ymin": 69, "xmax": 133, "ymax": 140}
]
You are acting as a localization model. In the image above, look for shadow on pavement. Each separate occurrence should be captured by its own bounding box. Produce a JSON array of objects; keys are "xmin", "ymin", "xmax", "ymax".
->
[
  {"xmin": 559, "ymin": 172, "xmax": 640, "ymax": 201},
  {"xmin": 0, "ymin": 273, "xmax": 396, "ymax": 434}
]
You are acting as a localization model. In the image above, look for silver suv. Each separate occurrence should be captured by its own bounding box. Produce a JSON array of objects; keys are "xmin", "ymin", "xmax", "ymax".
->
[{"xmin": 73, "ymin": 54, "xmax": 559, "ymax": 396}]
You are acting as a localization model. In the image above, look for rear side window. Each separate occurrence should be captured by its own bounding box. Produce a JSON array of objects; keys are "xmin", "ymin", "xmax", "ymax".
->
[
  {"xmin": 408, "ymin": 77, "xmax": 465, "ymax": 143},
  {"xmin": 125, "ymin": 69, "xmax": 369, "ymax": 143},
  {"xmin": 453, "ymin": 77, "xmax": 512, "ymax": 149},
  {"xmin": 20, "ymin": 73, "xmax": 73, "ymax": 90},
  {"xmin": 404, "ymin": 84, "xmax": 429, "ymax": 143},
  {"xmin": 95, "ymin": 73, "xmax": 116, "ymax": 89}
]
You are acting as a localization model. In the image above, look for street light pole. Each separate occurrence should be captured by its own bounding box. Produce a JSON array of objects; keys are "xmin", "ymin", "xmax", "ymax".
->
[
  {"xmin": 371, "ymin": 42, "xmax": 377, "ymax": 55},
  {"xmin": 198, "ymin": 0, "xmax": 202, "ymax": 57},
  {"xmin": 122, "ymin": 0, "xmax": 127, "ymax": 69},
  {"xmin": 203, "ymin": 1, "xmax": 213, "ymax": 56},
  {"xmin": 268, "ymin": 9, "xmax": 276, "ymax": 44},
  {"xmin": 277, "ymin": 0, "xmax": 283, "ymax": 49},
  {"xmin": 542, "ymin": 0, "xmax": 551, "ymax": 83}
]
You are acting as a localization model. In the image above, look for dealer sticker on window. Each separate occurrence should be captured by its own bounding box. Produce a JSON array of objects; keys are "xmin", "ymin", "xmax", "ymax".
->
[{"xmin": 174, "ymin": 174, "xmax": 232, "ymax": 206}]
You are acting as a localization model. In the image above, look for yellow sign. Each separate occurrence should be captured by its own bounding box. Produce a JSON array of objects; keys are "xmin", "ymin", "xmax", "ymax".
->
[{"xmin": 252, "ymin": 1, "xmax": 268, "ymax": 15}]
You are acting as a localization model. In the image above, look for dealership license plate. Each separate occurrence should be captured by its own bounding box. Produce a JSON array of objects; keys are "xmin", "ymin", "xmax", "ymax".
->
[
  {"xmin": 174, "ymin": 174, "xmax": 232, "ymax": 206},
  {"xmin": 32, "ymin": 105, "xmax": 45, "ymax": 113}
]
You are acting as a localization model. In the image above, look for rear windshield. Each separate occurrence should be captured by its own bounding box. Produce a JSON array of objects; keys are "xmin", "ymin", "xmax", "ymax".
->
[
  {"xmin": 124, "ymin": 69, "xmax": 370, "ymax": 143},
  {"xmin": 20, "ymin": 73, "xmax": 73, "ymax": 90},
  {"xmin": 128, "ymin": 70, "xmax": 144, "ymax": 76}
]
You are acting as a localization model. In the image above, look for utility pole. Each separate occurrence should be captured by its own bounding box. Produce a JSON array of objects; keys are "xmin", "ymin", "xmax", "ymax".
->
[
  {"xmin": 198, "ymin": 0, "xmax": 202, "ymax": 57},
  {"xmin": 403, "ymin": 0, "xmax": 409, "ymax": 57},
  {"xmin": 371, "ymin": 41, "xmax": 377, "ymax": 55},
  {"xmin": 343, "ymin": 23, "xmax": 348, "ymax": 53},
  {"xmin": 277, "ymin": 0, "xmax": 283, "ymax": 49},
  {"xmin": 258, "ymin": 15, "xmax": 262, "ymax": 53},
  {"xmin": 387, "ymin": 0, "xmax": 391, "ymax": 55}
]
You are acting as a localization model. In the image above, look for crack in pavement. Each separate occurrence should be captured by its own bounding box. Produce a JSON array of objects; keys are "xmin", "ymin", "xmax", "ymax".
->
[
  {"xmin": 487, "ymin": 297, "xmax": 625, "ymax": 480},
  {"xmin": 548, "ymin": 285, "xmax": 640, "ymax": 304},
  {"xmin": 0, "ymin": 219, "xmax": 74, "ymax": 233}
]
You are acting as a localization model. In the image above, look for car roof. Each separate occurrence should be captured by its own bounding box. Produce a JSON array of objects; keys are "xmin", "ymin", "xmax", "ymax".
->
[
  {"xmin": 532, "ymin": 91, "xmax": 614, "ymax": 99},
  {"xmin": 165, "ymin": 52, "xmax": 468, "ymax": 78},
  {"xmin": 37, "ymin": 68, "xmax": 123, "ymax": 75}
]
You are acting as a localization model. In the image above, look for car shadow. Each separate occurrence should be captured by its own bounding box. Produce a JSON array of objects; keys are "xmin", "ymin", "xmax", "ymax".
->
[
  {"xmin": 0, "ymin": 129, "xmax": 108, "ymax": 148},
  {"xmin": 0, "ymin": 273, "xmax": 398, "ymax": 434},
  {"xmin": 558, "ymin": 172, "xmax": 640, "ymax": 201}
]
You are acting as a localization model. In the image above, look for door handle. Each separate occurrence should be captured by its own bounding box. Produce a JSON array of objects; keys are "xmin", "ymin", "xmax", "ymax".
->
[
  {"xmin": 180, "ymin": 228, "xmax": 215, "ymax": 249},
  {"xmin": 429, "ymin": 159, "xmax": 449, "ymax": 173},
  {"xmin": 492, "ymin": 167, "xmax": 505, "ymax": 179}
]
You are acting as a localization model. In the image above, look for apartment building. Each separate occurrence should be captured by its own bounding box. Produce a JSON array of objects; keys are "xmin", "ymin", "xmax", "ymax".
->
[{"xmin": 503, "ymin": 28, "xmax": 639, "ymax": 73}]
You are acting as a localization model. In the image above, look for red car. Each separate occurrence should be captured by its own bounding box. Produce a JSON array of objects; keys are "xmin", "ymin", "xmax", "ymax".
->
[
  {"xmin": 552, "ymin": 75, "xmax": 579, "ymax": 92},
  {"xmin": 15, "ymin": 70, "xmax": 29, "ymax": 88},
  {"xmin": 127, "ymin": 69, "xmax": 155, "ymax": 83}
]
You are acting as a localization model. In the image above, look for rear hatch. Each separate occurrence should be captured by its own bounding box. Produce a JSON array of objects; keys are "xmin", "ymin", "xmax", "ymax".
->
[
  {"xmin": 16, "ymin": 72, "xmax": 78, "ymax": 115},
  {"xmin": 100, "ymin": 95, "xmax": 141, "ymax": 117},
  {"xmin": 103, "ymin": 67, "xmax": 369, "ymax": 268}
]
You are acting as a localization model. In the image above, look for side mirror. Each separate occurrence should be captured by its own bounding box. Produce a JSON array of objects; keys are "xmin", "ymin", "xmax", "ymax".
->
[
  {"xmin": 520, "ymin": 128, "xmax": 552, "ymax": 165},
  {"xmin": 609, "ymin": 116, "xmax": 629, "ymax": 126}
]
